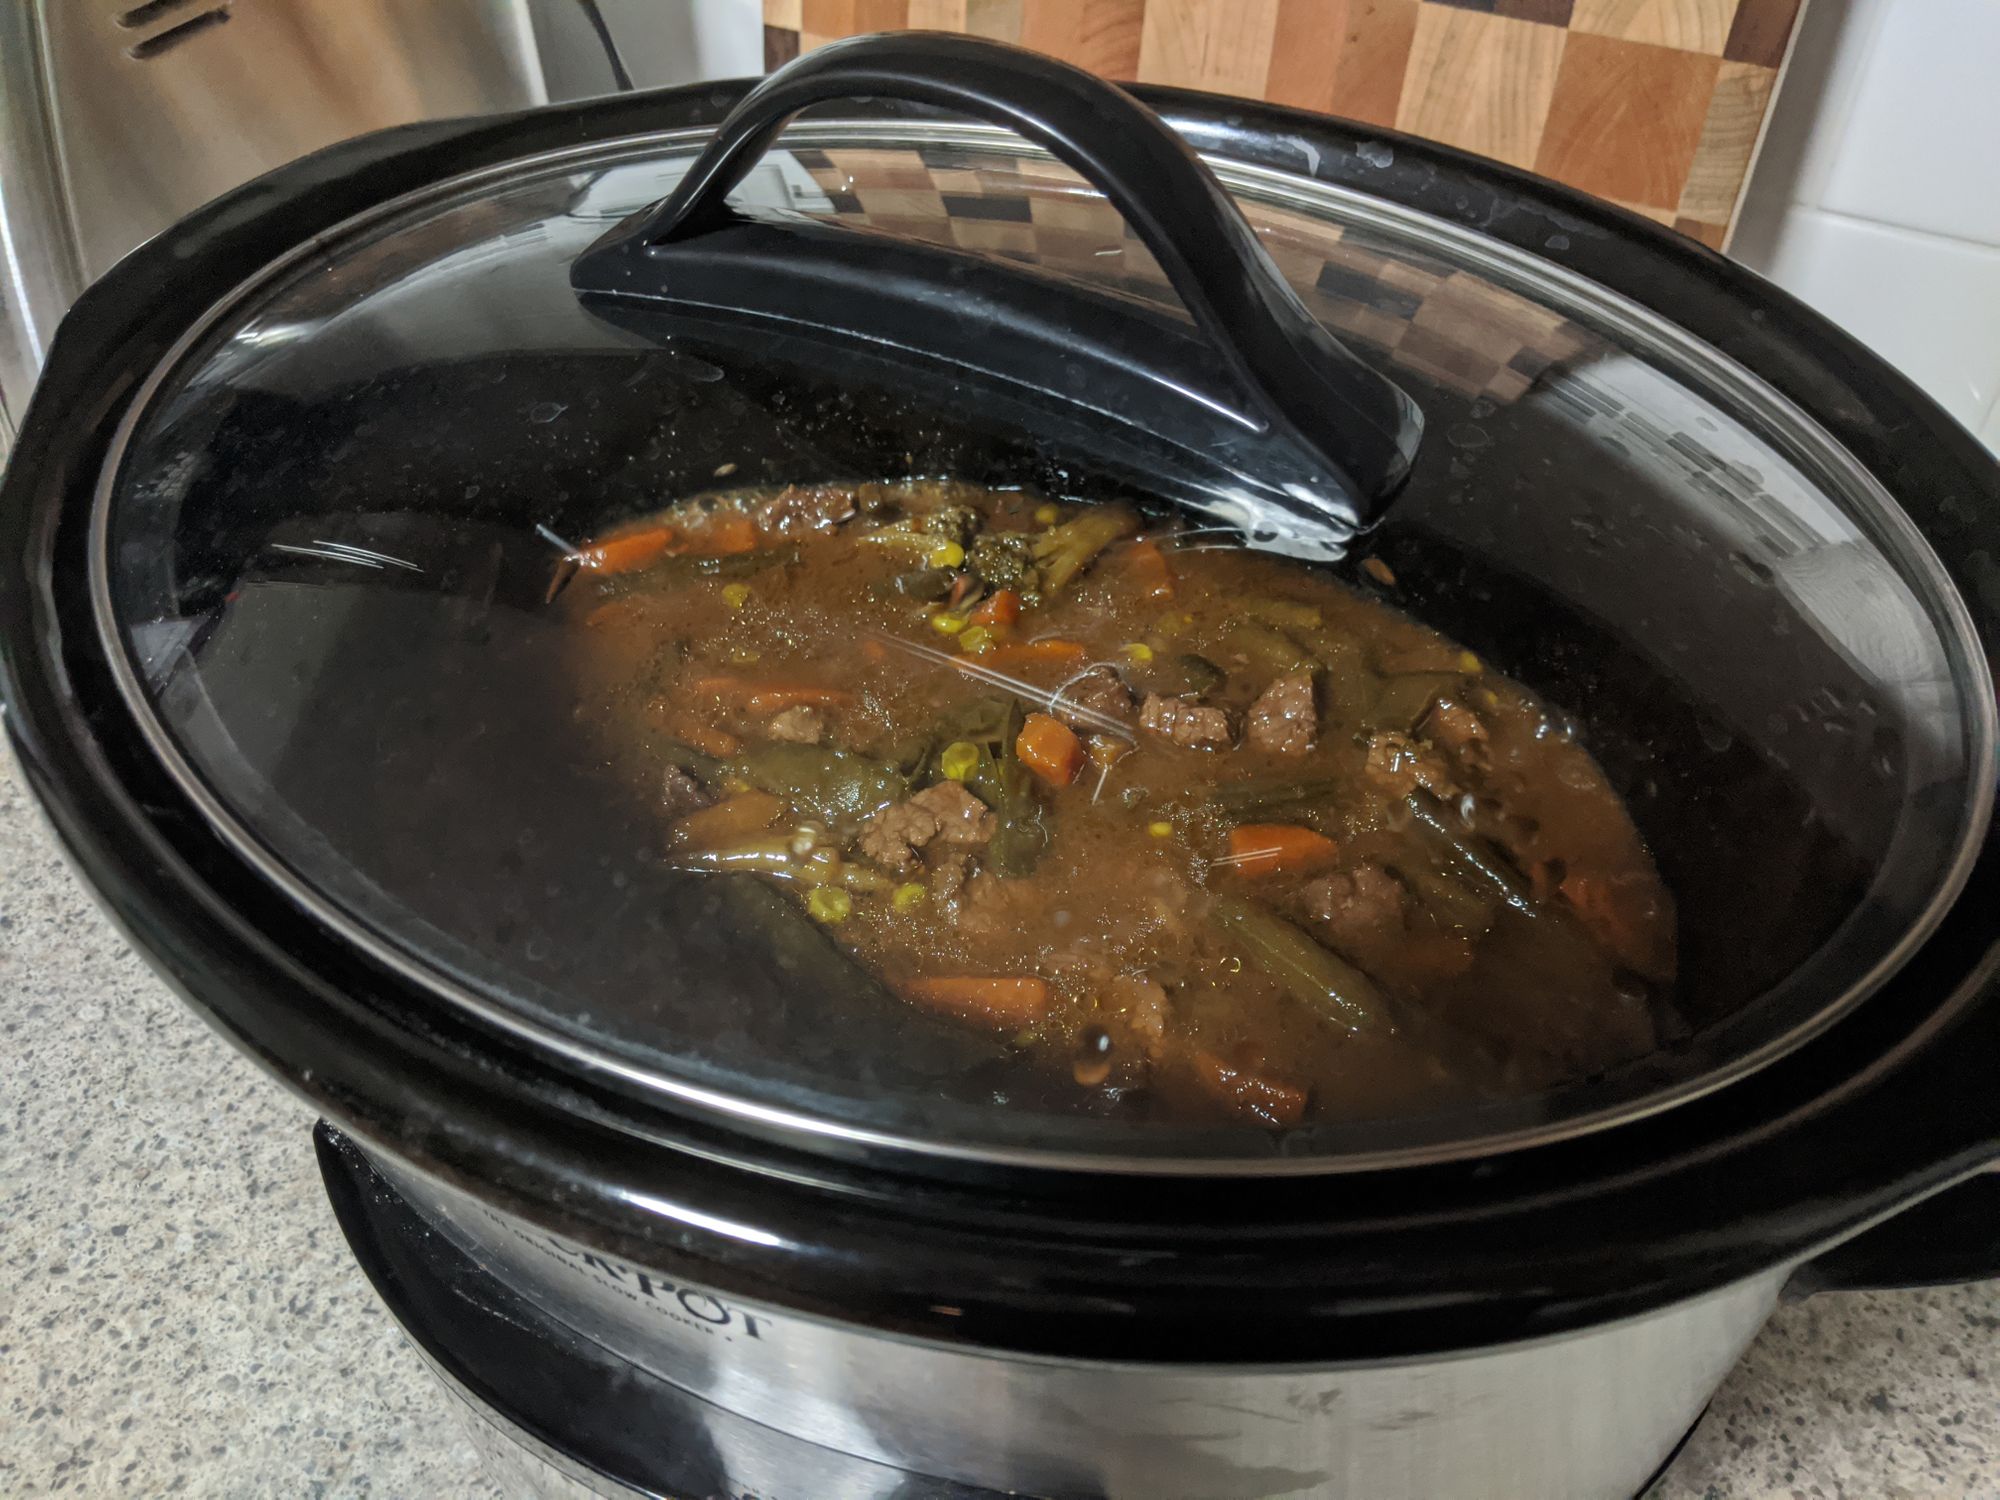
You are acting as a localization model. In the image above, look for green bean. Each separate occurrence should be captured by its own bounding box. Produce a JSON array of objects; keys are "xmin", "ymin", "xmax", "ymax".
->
[
  {"xmin": 1138, "ymin": 651, "xmax": 1227, "ymax": 699},
  {"xmin": 659, "ymin": 739, "xmax": 725, "ymax": 782},
  {"xmin": 1404, "ymin": 791, "xmax": 1537, "ymax": 914},
  {"xmin": 1209, "ymin": 773, "xmax": 1350, "ymax": 818},
  {"xmin": 1221, "ymin": 623, "xmax": 1317, "ymax": 676},
  {"xmin": 1369, "ymin": 672, "xmax": 1459, "ymax": 731},
  {"xmin": 1397, "ymin": 862, "xmax": 1500, "ymax": 933},
  {"xmin": 1210, "ymin": 893, "xmax": 1388, "ymax": 1034},
  {"xmin": 727, "ymin": 743, "xmax": 907, "ymax": 828}
]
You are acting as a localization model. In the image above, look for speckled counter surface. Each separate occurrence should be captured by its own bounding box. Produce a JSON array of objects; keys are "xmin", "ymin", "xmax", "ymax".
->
[{"xmin": 3, "ymin": 751, "xmax": 1995, "ymax": 1500}]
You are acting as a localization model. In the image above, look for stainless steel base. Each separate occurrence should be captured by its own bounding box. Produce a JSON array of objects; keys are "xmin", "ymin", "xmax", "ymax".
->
[
  {"xmin": 321, "ymin": 1124, "xmax": 1720, "ymax": 1500},
  {"xmin": 324, "ymin": 1125, "xmax": 1786, "ymax": 1499}
]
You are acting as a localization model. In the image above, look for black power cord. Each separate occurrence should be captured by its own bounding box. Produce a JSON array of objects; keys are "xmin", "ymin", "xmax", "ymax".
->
[{"xmin": 572, "ymin": 0, "xmax": 636, "ymax": 93}]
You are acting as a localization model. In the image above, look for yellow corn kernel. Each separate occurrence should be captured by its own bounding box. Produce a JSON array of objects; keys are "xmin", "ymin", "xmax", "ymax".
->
[
  {"xmin": 892, "ymin": 882, "xmax": 927, "ymax": 911},
  {"xmin": 1123, "ymin": 642, "xmax": 1154, "ymax": 663},
  {"xmin": 939, "ymin": 741, "xmax": 980, "ymax": 781},
  {"xmin": 928, "ymin": 540, "xmax": 966, "ymax": 569},
  {"xmin": 930, "ymin": 610, "xmax": 966, "ymax": 635},
  {"xmin": 806, "ymin": 887, "xmax": 853, "ymax": 924},
  {"xmin": 1458, "ymin": 650, "xmax": 1482, "ymax": 675},
  {"xmin": 722, "ymin": 582, "xmax": 751, "ymax": 610},
  {"xmin": 1034, "ymin": 503, "xmax": 1060, "ymax": 526},
  {"xmin": 1148, "ymin": 820, "xmax": 1172, "ymax": 838}
]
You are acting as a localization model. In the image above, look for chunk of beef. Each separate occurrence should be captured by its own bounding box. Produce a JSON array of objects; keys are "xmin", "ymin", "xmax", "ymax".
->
[
  {"xmin": 858, "ymin": 782, "xmax": 995, "ymax": 874},
  {"xmin": 858, "ymin": 801, "xmax": 939, "ymax": 873},
  {"xmin": 660, "ymin": 765, "xmax": 713, "ymax": 820},
  {"xmin": 1054, "ymin": 665, "xmax": 1135, "ymax": 728},
  {"xmin": 1423, "ymin": 698, "xmax": 1487, "ymax": 752},
  {"xmin": 1303, "ymin": 863, "xmax": 1407, "ymax": 947},
  {"xmin": 765, "ymin": 704, "xmax": 826, "ymax": 744},
  {"xmin": 1362, "ymin": 730, "xmax": 1457, "ymax": 798},
  {"xmin": 1245, "ymin": 672, "xmax": 1318, "ymax": 756},
  {"xmin": 907, "ymin": 781, "xmax": 997, "ymax": 846},
  {"xmin": 925, "ymin": 847, "xmax": 973, "ymax": 901},
  {"xmin": 753, "ymin": 483, "xmax": 856, "ymax": 537},
  {"xmin": 1140, "ymin": 693, "xmax": 1233, "ymax": 749}
]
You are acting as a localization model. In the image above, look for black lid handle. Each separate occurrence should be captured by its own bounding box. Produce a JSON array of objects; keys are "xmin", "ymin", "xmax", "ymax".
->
[{"xmin": 617, "ymin": 32, "xmax": 1423, "ymax": 521}]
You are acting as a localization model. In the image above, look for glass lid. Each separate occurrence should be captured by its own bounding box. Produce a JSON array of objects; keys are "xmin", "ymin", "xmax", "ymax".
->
[{"xmin": 91, "ymin": 102, "xmax": 1993, "ymax": 1171}]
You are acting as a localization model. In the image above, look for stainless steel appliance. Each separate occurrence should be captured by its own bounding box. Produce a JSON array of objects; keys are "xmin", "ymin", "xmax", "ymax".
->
[
  {"xmin": 0, "ymin": 0, "xmax": 551, "ymax": 455},
  {"xmin": 4, "ymin": 32, "xmax": 1998, "ymax": 1500}
]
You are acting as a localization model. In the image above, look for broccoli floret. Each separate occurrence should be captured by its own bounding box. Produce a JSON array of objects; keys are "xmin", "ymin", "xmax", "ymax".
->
[
  {"xmin": 916, "ymin": 505, "xmax": 980, "ymax": 548},
  {"xmin": 968, "ymin": 531, "xmax": 1041, "ymax": 599}
]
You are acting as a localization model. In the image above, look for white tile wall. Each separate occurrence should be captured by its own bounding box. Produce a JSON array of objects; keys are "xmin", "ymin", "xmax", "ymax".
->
[{"xmin": 1732, "ymin": 0, "xmax": 2000, "ymax": 449}]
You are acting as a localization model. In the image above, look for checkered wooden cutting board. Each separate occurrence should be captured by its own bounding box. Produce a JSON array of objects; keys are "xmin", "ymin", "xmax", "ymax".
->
[
  {"xmin": 784, "ymin": 142, "xmax": 1601, "ymax": 408},
  {"xmin": 762, "ymin": 0, "xmax": 1804, "ymax": 249}
]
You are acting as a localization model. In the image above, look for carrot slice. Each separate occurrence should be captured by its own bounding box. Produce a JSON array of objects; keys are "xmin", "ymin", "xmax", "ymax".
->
[
  {"xmin": 690, "ymin": 677, "xmax": 856, "ymax": 715},
  {"xmin": 902, "ymin": 976, "xmax": 1050, "ymax": 1028},
  {"xmin": 687, "ymin": 515, "xmax": 760, "ymax": 556},
  {"xmin": 957, "ymin": 638, "xmax": 1088, "ymax": 674},
  {"xmin": 1016, "ymin": 712, "xmax": 1085, "ymax": 787},
  {"xmin": 971, "ymin": 588, "xmax": 1022, "ymax": 628},
  {"xmin": 580, "ymin": 525, "xmax": 677, "ymax": 574},
  {"xmin": 1122, "ymin": 539, "xmax": 1175, "ymax": 601},
  {"xmin": 670, "ymin": 792, "xmax": 782, "ymax": 850},
  {"xmin": 676, "ymin": 722, "xmax": 742, "ymax": 757},
  {"xmin": 1192, "ymin": 1050, "xmax": 1307, "ymax": 1126},
  {"xmin": 1559, "ymin": 871, "xmax": 1668, "ymax": 976},
  {"xmin": 1224, "ymin": 824, "xmax": 1340, "ymax": 877}
]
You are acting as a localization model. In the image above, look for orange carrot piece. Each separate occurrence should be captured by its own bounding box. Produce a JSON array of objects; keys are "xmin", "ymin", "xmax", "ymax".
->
[
  {"xmin": 677, "ymin": 721, "xmax": 742, "ymax": 757},
  {"xmin": 689, "ymin": 677, "xmax": 856, "ymax": 714},
  {"xmin": 1559, "ymin": 872, "xmax": 1666, "ymax": 975},
  {"xmin": 1192, "ymin": 1050, "xmax": 1307, "ymax": 1127},
  {"xmin": 579, "ymin": 526, "xmax": 677, "ymax": 574},
  {"xmin": 1123, "ymin": 539, "xmax": 1175, "ymax": 601},
  {"xmin": 971, "ymin": 588, "xmax": 1022, "ymax": 628},
  {"xmin": 1016, "ymin": 712, "xmax": 1085, "ymax": 787},
  {"xmin": 1224, "ymin": 824, "xmax": 1340, "ymax": 878},
  {"xmin": 582, "ymin": 600, "xmax": 643, "ymax": 631},
  {"xmin": 957, "ymin": 638, "xmax": 1088, "ymax": 674},
  {"xmin": 686, "ymin": 515, "xmax": 760, "ymax": 556},
  {"xmin": 901, "ymin": 976, "xmax": 1051, "ymax": 1028},
  {"xmin": 670, "ymin": 792, "xmax": 782, "ymax": 850}
]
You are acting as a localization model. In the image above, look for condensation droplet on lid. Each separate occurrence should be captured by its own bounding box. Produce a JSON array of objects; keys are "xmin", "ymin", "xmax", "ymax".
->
[
  {"xmin": 527, "ymin": 401, "xmax": 566, "ymax": 423},
  {"xmin": 1546, "ymin": 233, "xmax": 1571, "ymax": 251},
  {"xmin": 1356, "ymin": 140, "xmax": 1394, "ymax": 169}
]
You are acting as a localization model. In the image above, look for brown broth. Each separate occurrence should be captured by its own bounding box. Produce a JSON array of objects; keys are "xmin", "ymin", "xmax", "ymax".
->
[{"xmin": 564, "ymin": 480, "xmax": 1674, "ymax": 1128}]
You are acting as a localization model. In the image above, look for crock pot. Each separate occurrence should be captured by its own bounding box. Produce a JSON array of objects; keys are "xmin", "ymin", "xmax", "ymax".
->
[{"xmin": 3, "ymin": 33, "xmax": 1998, "ymax": 1500}]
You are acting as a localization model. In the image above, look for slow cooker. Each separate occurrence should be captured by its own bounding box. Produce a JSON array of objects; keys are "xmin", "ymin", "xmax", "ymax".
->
[{"xmin": 3, "ymin": 34, "xmax": 1998, "ymax": 1500}]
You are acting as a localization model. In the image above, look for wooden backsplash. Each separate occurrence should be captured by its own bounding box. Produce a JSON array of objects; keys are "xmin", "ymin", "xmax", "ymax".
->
[{"xmin": 761, "ymin": 0, "xmax": 1805, "ymax": 248}]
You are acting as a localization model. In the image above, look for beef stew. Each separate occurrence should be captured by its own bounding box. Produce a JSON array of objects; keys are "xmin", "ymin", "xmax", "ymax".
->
[{"xmin": 566, "ymin": 480, "xmax": 1676, "ymax": 1128}]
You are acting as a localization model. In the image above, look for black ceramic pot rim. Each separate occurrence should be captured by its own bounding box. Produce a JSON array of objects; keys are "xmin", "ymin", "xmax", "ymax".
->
[{"xmin": 4, "ymin": 78, "xmax": 1999, "ymax": 1362}]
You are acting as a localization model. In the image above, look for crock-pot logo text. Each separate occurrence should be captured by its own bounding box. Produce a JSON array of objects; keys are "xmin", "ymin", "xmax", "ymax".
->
[{"xmin": 491, "ymin": 1212, "xmax": 768, "ymax": 1341}]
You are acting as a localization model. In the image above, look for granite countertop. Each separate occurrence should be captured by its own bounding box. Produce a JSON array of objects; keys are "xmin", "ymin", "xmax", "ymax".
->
[{"xmin": 2, "ymin": 751, "xmax": 1995, "ymax": 1499}]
